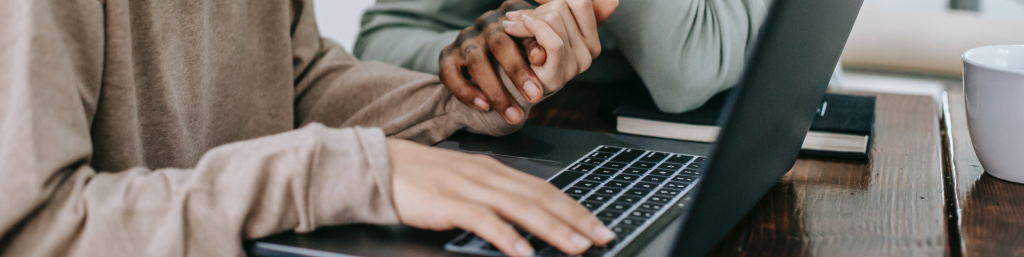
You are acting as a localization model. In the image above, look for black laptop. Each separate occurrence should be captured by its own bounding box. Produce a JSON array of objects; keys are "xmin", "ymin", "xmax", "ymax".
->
[{"xmin": 247, "ymin": 0, "xmax": 865, "ymax": 256}]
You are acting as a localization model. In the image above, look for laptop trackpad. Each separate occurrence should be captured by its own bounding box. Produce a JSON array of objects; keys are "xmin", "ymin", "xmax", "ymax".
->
[{"xmin": 478, "ymin": 153, "xmax": 565, "ymax": 180}]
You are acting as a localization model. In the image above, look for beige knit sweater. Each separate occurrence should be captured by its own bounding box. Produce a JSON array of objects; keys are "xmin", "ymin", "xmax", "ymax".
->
[{"xmin": 0, "ymin": 0, "xmax": 530, "ymax": 256}]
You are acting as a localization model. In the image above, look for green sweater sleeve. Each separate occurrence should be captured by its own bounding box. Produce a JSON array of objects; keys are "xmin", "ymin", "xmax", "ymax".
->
[
  {"xmin": 603, "ymin": 0, "xmax": 770, "ymax": 113},
  {"xmin": 354, "ymin": 0, "xmax": 502, "ymax": 75}
]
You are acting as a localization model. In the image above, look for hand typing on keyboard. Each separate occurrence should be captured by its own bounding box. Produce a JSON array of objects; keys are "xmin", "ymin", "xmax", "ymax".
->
[{"xmin": 386, "ymin": 139, "xmax": 616, "ymax": 256}]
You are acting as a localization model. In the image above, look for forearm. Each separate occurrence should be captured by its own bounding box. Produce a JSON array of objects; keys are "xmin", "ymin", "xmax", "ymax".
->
[
  {"xmin": 603, "ymin": 0, "xmax": 768, "ymax": 113},
  {"xmin": 297, "ymin": 39, "xmax": 533, "ymax": 145}
]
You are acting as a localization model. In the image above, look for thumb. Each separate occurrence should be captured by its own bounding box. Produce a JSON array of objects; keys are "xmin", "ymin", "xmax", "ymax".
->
[{"xmin": 593, "ymin": 0, "xmax": 618, "ymax": 25}]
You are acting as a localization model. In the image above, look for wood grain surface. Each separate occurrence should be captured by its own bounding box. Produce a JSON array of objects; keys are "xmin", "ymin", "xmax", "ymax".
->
[
  {"xmin": 527, "ymin": 83, "xmax": 949, "ymax": 256},
  {"xmin": 945, "ymin": 89, "xmax": 1024, "ymax": 256}
]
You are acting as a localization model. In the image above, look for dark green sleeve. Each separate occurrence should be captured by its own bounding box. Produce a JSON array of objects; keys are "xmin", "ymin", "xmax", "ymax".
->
[{"xmin": 354, "ymin": 0, "xmax": 502, "ymax": 75}]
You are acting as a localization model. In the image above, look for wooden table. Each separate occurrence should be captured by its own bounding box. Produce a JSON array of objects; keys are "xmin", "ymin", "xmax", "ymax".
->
[
  {"xmin": 945, "ymin": 89, "xmax": 1024, "ymax": 256},
  {"xmin": 527, "ymin": 81, "xmax": 951, "ymax": 256}
]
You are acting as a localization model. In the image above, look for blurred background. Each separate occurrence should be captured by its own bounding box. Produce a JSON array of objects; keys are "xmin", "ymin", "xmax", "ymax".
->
[{"xmin": 314, "ymin": 0, "xmax": 1024, "ymax": 100}]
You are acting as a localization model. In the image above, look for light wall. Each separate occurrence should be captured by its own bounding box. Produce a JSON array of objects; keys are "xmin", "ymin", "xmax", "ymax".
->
[{"xmin": 313, "ymin": 0, "xmax": 376, "ymax": 53}]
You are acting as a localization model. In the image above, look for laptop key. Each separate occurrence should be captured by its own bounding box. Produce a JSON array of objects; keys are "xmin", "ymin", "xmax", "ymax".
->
[
  {"xmin": 610, "ymin": 225, "xmax": 635, "ymax": 238},
  {"xmin": 629, "ymin": 209, "xmax": 655, "ymax": 219},
  {"xmin": 634, "ymin": 182, "xmax": 659, "ymax": 190},
  {"xmin": 650, "ymin": 169, "xmax": 674, "ymax": 177},
  {"xmin": 623, "ymin": 168, "xmax": 649, "ymax": 175},
  {"xmin": 630, "ymin": 162, "xmax": 656, "ymax": 169},
  {"xmin": 610, "ymin": 149, "xmax": 645, "ymax": 163},
  {"xmin": 655, "ymin": 188, "xmax": 682, "ymax": 197},
  {"xmin": 569, "ymin": 163, "xmax": 597, "ymax": 172},
  {"xmin": 594, "ymin": 168, "xmax": 618, "ymax": 175},
  {"xmin": 605, "ymin": 203, "xmax": 632, "ymax": 212},
  {"xmin": 601, "ymin": 162, "xmax": 627, "ymax": 169},
  {"xmin": 594, "ymin": 187, "xmax": 622, "ymax": 196},
  {"xmin": 584, "ymin": 194, "xmax": 613, "ymax": 203},
  {"xmin": 598, "ymin": 217, "xmax": 615, "ymax": 225},
  {"xmin": 656, "ymin": 163, "xmax": 683, "ymax": 170},
  {"xmin": 528, "ymin": 237, "xmax": 550, "ymax": 253},
  {"xmin": 624, "ymin": 189, "xmax": 652, "ymax": 197},
  {"xmin": 583, "ymin": 174, "xmax": 610, "ymax": 182},
  {"xmin": 596, "ymin": 210, "xmax": 623, "ymax": 220},
  {"xmin": 686, "ymin": 162, "xmax": 704, "ymax": 169},
  {"xmin": 695, "ymin": 157, "xmax": 707, "ymax": 163},
  {"xmin": 648, "ymin": 195, "xmax": 672, "ymax": 204},
  {"xmin": 638, "ymin": 203, "xmax": 664, "ymax": 211},
  {"xmin": 618, "ymin": 217, "xmax": 646, "ymax": 227},
  {"xmin": 581, "ymin": 201, "xmax": 603, "ymax": 211},
  {"xmin": 613, "ymin": 174, "xmax": 640, "ymax": 182},
  {"xmin": 567, "ymin": 193, "xmax": 584, "ymax": 200},
  {"xmin": 549, "ymin": 171, "xmax": 586, "ymax": 189},
  {"xmin": 641, "ymin": 175, "xmax": 668, "ymax": 183},
  {"xmin": 615, "ymin": 195, "xmax": 642, "ymax": 204},
  {"xmin": 597, "ymin": 146, "xmax": 622, "ymax": 153},
  {"xmin": 639, "ymin": 152, "xmax": 669, "ymax": 163},
  {"xmin": 665, "ymin": 154, "xmax": 694, "ymax": 164},
  {"xmin": 580, "ymin": 158, "xmax": 604, "ymax": 165},
  {"xmin": 565, "ymin": 187, "xmax": 591, "ymax": 195},
  {"xmin": 681, "ymin": 169, "xmax": 701, "ymax": 176},
  {"xmin": 574, "ymin": 180, "xmax": 600, "ymax": 189},
  {"xmin": 604, "ymin": 181, "xmax": 630, "ymax": 188},
  {"xmin": 665, "ymin": 182, "xmax": 690, "ymax": 189},
  {"xmin": 673, "ymin": 175, "xmax": 697, "ymax": 183},
  {"xmin": 589, "ymin": 152, "xmax": 613, "ymax": 159}
]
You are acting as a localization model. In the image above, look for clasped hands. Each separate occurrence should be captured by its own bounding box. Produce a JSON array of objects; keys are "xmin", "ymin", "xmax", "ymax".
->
[{"xmin": 439, "ymin": 0, "xmax": 618, "ymax": 124}]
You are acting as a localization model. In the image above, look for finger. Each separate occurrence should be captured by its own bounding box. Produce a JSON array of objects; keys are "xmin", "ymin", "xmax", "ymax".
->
[
  {"xmin": 564, "ymin": 0, "xmax": 601, "ymax": 58},
  {"xmin": 459, "ymin": 179, "xmax": 594, "ymax": 255},
  {"xmin": 502, "ymin": 10, "xmax": 535, "ymax": 38},
  {"xmin": 486, "ymin": 23, "xmax": 544, "ymax": 103},
  {"xmin": 547, "ymin": 0, "xmax": 594, "ymax": 72},
  {"xmin": 523, "ymin": 13, "xmax": 575, "ymax": 89},
  {"xmin": 522, "ymin": 38, "xmax": 547, "ymax": 65},
  {"xmin": 593, "ymin": 0, "xmax": 618, "ymax": 24},
  {"xmin": 462, "ymin": 38, "xmax": 524, "ymax": 125},
  {"xmin": 449, "ymin": 202, "xmax": 535, "ymax": 257},
  {"xmin": 439, "ymin": 46, "xmax": 490, "ymax": 111}
]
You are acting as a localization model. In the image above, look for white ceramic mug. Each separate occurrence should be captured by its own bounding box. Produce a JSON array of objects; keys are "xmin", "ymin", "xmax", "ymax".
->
[{"xmin": 963, "ymin": 45, "xmax": 1024, "ymax": 184}]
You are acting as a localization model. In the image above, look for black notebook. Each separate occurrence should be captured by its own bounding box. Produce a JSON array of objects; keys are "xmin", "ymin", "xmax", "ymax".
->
[{"xmin": 614, "ymin": 91, "xmax": 875, "ymax": 159}]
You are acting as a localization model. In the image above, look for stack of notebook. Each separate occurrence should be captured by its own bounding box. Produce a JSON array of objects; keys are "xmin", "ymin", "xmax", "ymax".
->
[{"xmin": 614, "ymin": 91, "xmax": 875, "ymax": 159}]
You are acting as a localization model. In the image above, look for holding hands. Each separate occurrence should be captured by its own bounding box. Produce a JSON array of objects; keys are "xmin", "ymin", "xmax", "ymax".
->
[{"xmin": 438, "ymin": 0, "xmax": 618, "ymax": 124}]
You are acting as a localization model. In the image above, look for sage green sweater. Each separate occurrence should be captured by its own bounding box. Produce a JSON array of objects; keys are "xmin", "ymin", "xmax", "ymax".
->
[{"xmin": 355, "ymin": 0, "xmax": 771, "ymax": 113}]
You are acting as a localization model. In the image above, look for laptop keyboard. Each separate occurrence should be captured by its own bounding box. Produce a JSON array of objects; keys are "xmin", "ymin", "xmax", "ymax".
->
[{"xmin": 445, "ymin": 146, "xmax": 704, "ymax": 257}]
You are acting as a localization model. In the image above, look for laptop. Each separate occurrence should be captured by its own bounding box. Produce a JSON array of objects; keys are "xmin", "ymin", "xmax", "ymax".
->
[{"xmin": 246, "ymin": 0, "xmax": 865, "ymax": 256}]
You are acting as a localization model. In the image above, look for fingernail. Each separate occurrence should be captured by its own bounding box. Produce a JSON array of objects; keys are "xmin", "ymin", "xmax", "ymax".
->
[
  {"xmin": 524, "ymin": 81, "xmax": 540, "ymax": 99},
  {"xmin": 505, "ymin": 107, "xmax": 523, "ymax": 124},
  {"xmin": 593, "ymin": 224, "xmax": 616, "ymax": 242},
  {"xmin": 474, "ymin": 97, "xmax": 490, "ymax": 111},
  {"xmin": 514, "ymin": 240, "xmax": 535, "ymax": 256},
  {"xmin": 530, "ymin": 48, "xmax": 541, "ymax": 58},
  {"xmin": 522, "ymin": 14, "xmax": 534, "ymax": 23},
  {"xmin": 506, "ymin": 11, "xmax": 522, "ymax": 19},
  {"xmin": 569, "ymin": 233, "xmax": 592, "ymax": 251},
  {"xmin": 502, "ymin": 20, "xmax": 516, "ymax": 29}
]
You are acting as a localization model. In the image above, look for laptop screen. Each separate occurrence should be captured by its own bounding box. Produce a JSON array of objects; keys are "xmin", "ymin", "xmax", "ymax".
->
[{"xmin": 670, "ymin": 0, "xmax": 865, "ymax": 256}]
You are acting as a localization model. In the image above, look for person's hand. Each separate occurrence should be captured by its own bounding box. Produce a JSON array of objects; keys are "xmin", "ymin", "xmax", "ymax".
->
[
  {"xmin": 503, "ymin": 0, "xmax": 618, "ymax": 70},
  {"xmin": 438, "ymin": 0, "xmax": 541, "ymax": 125},
  {"xmin": 437, "ymin": 0, "xmax": 617, "ymax": 125},
  {"xmin": 387, "ymin": 139, "xmax": 616, "ymax": 256}
]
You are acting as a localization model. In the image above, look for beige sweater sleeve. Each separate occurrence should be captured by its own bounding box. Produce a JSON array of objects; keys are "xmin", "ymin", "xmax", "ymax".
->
[
  {"xmin": 290, "ymin": 5, "xmax": 531, "ymax": 144},
  {"xmin": 0, "ymin": 0, "xmax": 527, "ymax": 256}
]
